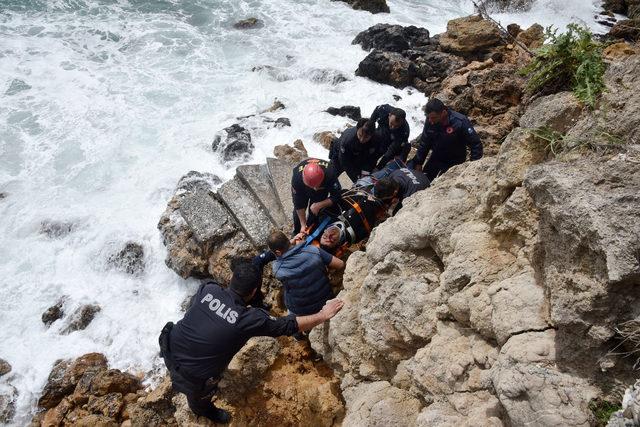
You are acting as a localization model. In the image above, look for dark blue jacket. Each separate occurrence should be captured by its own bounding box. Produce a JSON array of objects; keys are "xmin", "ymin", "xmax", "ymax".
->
[
  {"xmin": 370, "ymin": 104, "xmax": 411, "ymax": 168},
  {"xmin": 332, "ymin": 127, "xmax": 384, "ymax": 182},
  {"xmin": 272, "ymin": 244, "xmax": 334, "ymax": 315},
  {"xmin": 411, "ymin": 109, "xmax": 483, "ymax": 167}
]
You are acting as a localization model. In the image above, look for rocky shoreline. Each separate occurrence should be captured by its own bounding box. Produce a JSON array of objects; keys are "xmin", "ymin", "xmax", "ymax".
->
[{"xmin": 6, "ymin": 10, "xmax": 640, "ymax": 427}]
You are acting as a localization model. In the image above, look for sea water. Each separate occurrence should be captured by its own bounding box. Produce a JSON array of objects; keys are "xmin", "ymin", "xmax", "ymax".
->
[{"xmin": 0, "ymin": 0, "xmax": 608, "ymax": 423}]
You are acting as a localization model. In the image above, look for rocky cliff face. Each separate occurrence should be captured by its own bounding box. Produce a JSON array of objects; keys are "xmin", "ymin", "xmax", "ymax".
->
[{"xmin": 310, "ymin": 56, "xmax": 640, "ymax": 426}]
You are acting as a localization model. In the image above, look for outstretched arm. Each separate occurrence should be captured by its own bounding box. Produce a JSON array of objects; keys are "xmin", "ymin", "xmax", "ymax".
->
[
  {"xmin": 463, "ymin": 120, "xmax": 483, "ymax": 160},
  {"xmin": 296, "ymin": 298, "xmax": 344, "ymax": 332}
]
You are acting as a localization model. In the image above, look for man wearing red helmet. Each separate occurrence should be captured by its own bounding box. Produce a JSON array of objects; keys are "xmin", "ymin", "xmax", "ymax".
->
[{"xmin": 291, "ymin": 158, "xmax": 342, "ymax": 235}]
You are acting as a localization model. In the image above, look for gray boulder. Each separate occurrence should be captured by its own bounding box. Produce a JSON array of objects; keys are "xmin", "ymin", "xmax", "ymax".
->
[{"xmin": 212, "ymin": 124, "xmax": 254, "ymax": 163}]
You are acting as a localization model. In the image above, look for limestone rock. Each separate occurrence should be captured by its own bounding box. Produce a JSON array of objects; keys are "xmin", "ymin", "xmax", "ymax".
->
[
  {"xmin": 515, "ymin": 23, "xmax": 544, "ymax": 49},
  {"xmin": 90, "ymin": 370, "xmax": 142, "ymax": 397},
  {"xmin": 87, "ymin": 392, "xmax": 124, "ymax": 418},
  {"xmin": 107, "ymin": 242, "xmax": 145, "ymax": 275},
  {"xmin": 519, "ymin": 91, "xmax": 584, "ymax": 133},
  {"xmin": 212, "ymin": 124, "xmax": 254, "ymax": 163},
  {"xmin": 607, "ymin": 379, "xmax": 640, "ymax": 426},
  {"xmin": 439, "ymin": 15, "xmax": 502, "ymax": 56},
  {"xmin": 342, "ymin": 381, "xmax": 422, "ymax": 427},
  {"xmin": 609, "ymin": 19, "xmax": 640, "ymax": 41},
  {"xmin": 352, "ymin": 23, "xmax": 431, "ymax": 52},
  {"xmin": 603, "ymin": 42, "xmax": 639, "ymax": 61},
  {"xmin": 273, "ymin": 141, "xmax": 308, "ymax": 166},
  {"xmin": 355, "ymin": 50, "xmax": 417, "ymax": 88},
  {"xmin": 237, "ymin": 163, "xmax": 289, "ymax": 227},
  {"xmin": 127, "ymin": 376, "xmax": 175, "ymax": 426},
  {"xmin": 74, "ymin": 413, "xmax": 118, "ymax": 426},
  {"xmin": 273, "ymin": 117, "xmax": 290, "ymax": 127},
  {"xmin": 39, "ymin": 353, "xmax": 108, "ymax": 409},
  {"xmin": 491, "ymin": 330, "xmax": 598, "ymax": 426},
  {"xmin": 416, "ymin": 391, "xmax": 503, "ymax": 426},
  {"xmin": 0, "ymin": 358, "xmax": 11, "ymax": 377},
  {"xmin": 333, "ymin": 0, "xmax": 389, "ymax": 14},
  {"xmin": 262, "ymin": 99, "xmax": 285, "ymax": 113},
  {"xmin": 233, "ymin": 17, "xmax": 263, "ymax": 29},
  {"xmin": 61, "ymin": 304, "xmax": 101, "ymax": 334},
  {"xmin": 42, "ymin": 298, "xmax": 66, "ymax": 326},
  {"xmin": 307, "ymin": 68, "xmax": 349, "ymax": 85},
  {"xmin": 324, "ymin": 105, "xmax": 361, "ymax": 121}
]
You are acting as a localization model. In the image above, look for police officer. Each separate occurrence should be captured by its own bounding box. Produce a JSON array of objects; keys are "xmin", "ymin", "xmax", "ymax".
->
[
  {"xmin": 291, "ymin": 158, "xmax": 342, "ymax": 235},
  {"xmin": 370, "ymin": 104, "xmax": 411, "ymax": 169},
  {"xmin": 329, "ymin": 119, "xmax": 379, "ymax": 182},
  {"xmin": 374, "ymin": 167, "xmax": 430, "ymax": 215},
  {"xmin": 159, "ymin": 262, "xmax": 344, "ymax": 424},
  {"xmin": 407, "ymin": 98, "xmax": 483, "ymax": 182}
]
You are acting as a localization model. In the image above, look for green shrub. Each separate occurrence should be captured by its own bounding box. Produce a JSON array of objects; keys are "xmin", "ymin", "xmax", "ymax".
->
[
  {"xmin": 589, "ymin": 398, "xmax": 622, "ymax": 426},
  {"xmin": 521, "ymin": 24, "xmax": 606, "ymax": 108}
]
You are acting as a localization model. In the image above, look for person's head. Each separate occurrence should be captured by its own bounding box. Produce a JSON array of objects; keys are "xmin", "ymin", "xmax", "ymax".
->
[
  {"xmin": 389, "ymin": 108, "xmax": 406, "ymax": 130},
  {"xmin": 267, "ymin": 230, "xmax": 291, "ymax": 257},
  {"xmin": 356, "ymin": 118, "xmax": 375, "ymax": 144},
  {"xmin": 320, "ymin": 222, "xmax": 346, "ymax": 248},
  {"xmin": 229, "ymin": 262, "xmax": 261, "ymax": 300},
  {"xmin": 425, "ymin": 98, "xmax": 448, "ymax": 126},
  {"xmin": 374, "ymin": 177, "xmax": 400, "ymax": 202},
  {"xmin": 302, "ymin": 162, "xmax": 325, "ymax": 190}
]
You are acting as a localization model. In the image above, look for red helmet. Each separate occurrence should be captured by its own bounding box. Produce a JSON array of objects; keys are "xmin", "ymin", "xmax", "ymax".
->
[{"xmin": 302, "ymin": 163, "xmax": 325, "ymax": 188}]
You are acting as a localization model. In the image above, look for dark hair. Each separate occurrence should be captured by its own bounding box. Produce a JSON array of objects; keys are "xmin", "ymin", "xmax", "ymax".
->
[
  {"xmin": 356, "ymin": 119, "xmax": 375, "ymax": 137},
  {"xmin": 229, "ymin": 262, "xmax": 261, "ymax": 297},
  {"xmin": 425, "ymin": 98, "xmax": 446, "ymax": 114},
  {"xmin": 267, "ymin": 230, "xmax": 290, "ymax": 254},
  {"xmin": 390, "ymin": 108, "xmax": 406, "ymax": 121},
  {"xmin": 374, "ymin": 177, "xmax": 400, "ymax": 200}
]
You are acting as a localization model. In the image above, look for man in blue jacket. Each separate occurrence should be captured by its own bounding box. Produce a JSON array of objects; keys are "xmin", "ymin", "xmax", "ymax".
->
[
  {"xmin": 407, "ymin": 98, "xmax": 483, "ymax": 181},
  {"xmin": 268, "ymin": 230, "xmax": 344, "ymax": 316}
]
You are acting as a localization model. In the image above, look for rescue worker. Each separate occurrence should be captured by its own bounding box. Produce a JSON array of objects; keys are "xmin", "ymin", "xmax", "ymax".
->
[
  {"xmin": 329, "ymin": 118, "xmax": 379, "ymax": 182},
  {"xmin": 407, "ymin": 98, "xmax": 483, "ymax": 181},
  {"xmin": 370, "ymin": 104, "xmax": 411, "ymax": 169},
  {"xmin": 269, "ymin": 230, "xmax": 344, "ymax": 316},
  {"xmin": 291, "ymin": 158, "xmax": 342, "ymax": 235},
  {"xmin": 159, "ymin": 262, "xmax": 344, "ymax": 424},
  {"xmin": 374, "ymin": 167, "xmax": 430, "ymax": 215}
]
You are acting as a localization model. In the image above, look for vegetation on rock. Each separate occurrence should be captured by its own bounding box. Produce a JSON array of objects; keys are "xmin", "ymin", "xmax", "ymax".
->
[{"xmin": 521, "ymin": 24, "xmax": 606, "ymax": 108}]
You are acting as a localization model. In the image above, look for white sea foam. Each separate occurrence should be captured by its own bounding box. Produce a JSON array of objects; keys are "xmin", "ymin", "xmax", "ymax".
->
[{"xmin": 0, "ymin": 0, "xmax": 606, "ymax": 423}]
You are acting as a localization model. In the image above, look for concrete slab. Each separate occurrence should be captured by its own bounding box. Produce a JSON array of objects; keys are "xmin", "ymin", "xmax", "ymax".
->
[
  {"xmin": 237, "ymin": 164, "xmax": 287, "ymax": 228},
  {"xmin": 179, "ymin": 190, "xmax": 237, "ymax": 244},
  {"xmin": 216, "ymin": 176, "xmax": 273, "ymax": 248},
  {"xmin": 267, "ymin": 157, "xmax": 295, "ymax": 220}
]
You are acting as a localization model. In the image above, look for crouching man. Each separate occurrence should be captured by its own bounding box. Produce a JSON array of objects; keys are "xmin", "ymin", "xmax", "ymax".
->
[{"xmin": 158, "ymin": 262, "xmax": 344, "ymax": 424}]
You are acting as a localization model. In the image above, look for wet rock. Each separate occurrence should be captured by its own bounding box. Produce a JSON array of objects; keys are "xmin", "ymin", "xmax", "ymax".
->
[
  {"xmin": 90, "ymin": 370, "xmax": 142, "ymax": 396},
  {"xmin": 308, "ymin": 68, "xmax": 349, "ymax": 85},
  {"xmin": 212, "ymin": 124, "xmax": 253, "ymax": 163},
  {"xmin": 42, "ymin": 298, "xmax": 66, "ymax": 326},
  {"xmin": 233, "ymin": 17, "xmax": 263, "ymax": 29},
  {"xmin": 352, "ymin": 23, "xmax": 431, "ymax": 52},
  {"xmin": 439, "ymin": 15, "xmax": 503, "ymax": 56},
  {"xmin": 324, "ymin": 105, "xmax": 362, "ymax": 121},
  {"xmin": 0, "ymin": 359, "xmax": 11, "ymax": 377},
  {"xmin": 609, "ymin": 18, "xmax": 640, "ymax": 41},
  {"xmin": 0, "ymin": 192, "xmax": 6, "ymax": 199},
  {"xmin": 61, "ymin": 304, "xmax": 101, "ymax": 334},
  {"xmin": 175, "ymin": 170, "xmax": 221, "ymax": 193},
  {"xmin": 40, "ymin": 220, "xmax": 74, "ymax": 238},
  {"xmin": 313, "ymin": 131, "xmax": 337, "ymax": 150},
  {"xmin": 603, "ymin": 0, "xmax": 628, "ymax": 14},
  {"xmin": 0, "ymin": 384, "xmax": 17, "ymax": 424},
  {"xmin": 333, "ymin": 0, "xmax": 389, "ymax": 14},
  {"xmin": 87, "ymin": 392, "xmax": 124, "ymax": 418},
  {"xmin": 39, "ymin": 353, "xmax": 108, "ymax": 409},
  {"xmin": 356, "ymin": 50, "xmax": 417, "ymax": 88},
  {"xmin": 274, "ymin": 117, "xmax": 291, "ymax": 127},
  {"xmin": 274, "ymin": 141, "xmax": 308, "ymax": 165},
  {"xmin": 5, "ymin": 78, "xmax": 31, "ymax": 96},
  {"xmin": 107, "ymin": 242, "xmax": 145, "ymax": 275},
  {"xmin": 262, "ymin": 99, "xmax": 285, "ymax": 113},
  {"xmin": 480, "ymin": 0, "xmax": 534, "ymax": 11},
  {"xmin": 127, "ymin": 376, "xmax": 175, "ymax": 426},
  {"xmin": 515, "ymin": 23, "xmax": 544, "ymax": 48},
  {"xmin": 413, "ymin": 50, "xmax": 466, "ymax": 90}
]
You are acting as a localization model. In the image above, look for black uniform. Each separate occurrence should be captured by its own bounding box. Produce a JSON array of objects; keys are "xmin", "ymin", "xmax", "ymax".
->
[
  {"xmin": 329, "ymin": 127, "xmax": 383, "ymax": 182},
  {"xmin": 159, "ymin": 281, "xmax": 298, "ymax": 418},
  {"xmin": 388, "ymin": 168, "xmax": 430, "ymax": 215},
  {"xmin": 291, "ymin": 158, "xmax": 342, "ymax": 233},
  {"xmin": 408, "ymin": 109, "xmax": 483, "ymax": 181},
  {"xmin": 370, "ymin": 104, "xmax": 411, "ymax": 169}
]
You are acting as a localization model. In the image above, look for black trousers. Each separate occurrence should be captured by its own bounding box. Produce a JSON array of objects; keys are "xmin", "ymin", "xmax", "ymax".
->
[
  {"xmin": 423, "ymin": 158, "xmax": 463, "ymax": 182},
  {"xmin": 159, "ymin": 323, "xmax": 221, "ymax": 418}
]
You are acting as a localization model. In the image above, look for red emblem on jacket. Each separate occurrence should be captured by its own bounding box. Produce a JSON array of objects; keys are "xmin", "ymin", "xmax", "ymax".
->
[{"xmin": 446, "ymin": 126, "xmax": 454, "ymax": 134}]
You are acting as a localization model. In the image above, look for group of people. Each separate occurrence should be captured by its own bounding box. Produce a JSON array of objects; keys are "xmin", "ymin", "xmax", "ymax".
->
[{"xmin": 158, "ymin": 98, "xmax": 483, "ymax": 423}]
